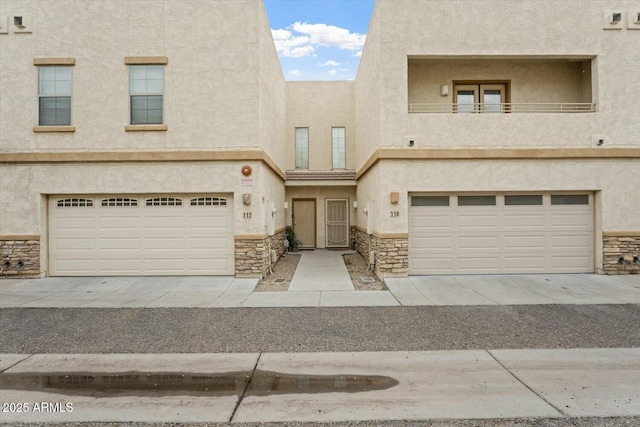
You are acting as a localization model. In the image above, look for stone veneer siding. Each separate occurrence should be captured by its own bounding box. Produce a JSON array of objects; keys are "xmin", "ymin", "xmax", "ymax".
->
[
  {"xmin": 603, "ymin": 234, "xmax": 640, "ymax": 274},
  {"xmin": 1, "ymin": 238, "xmax": 40, "ymax": 277},
  {"xmin": 354, "ymin": 229, "xmax": 409, "ymax": 277},
  {"xmin": 235, "ymin": 230, "xmax": 287, "ymax": 277},
  {"xmin": 375, "ymin": 237, "xmax": 409, "ymax": 275}
]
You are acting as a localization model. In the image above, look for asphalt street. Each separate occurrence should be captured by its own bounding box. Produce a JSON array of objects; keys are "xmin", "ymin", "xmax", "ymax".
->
[{"xmin": 1, "ymin": 305, "xmax": 639, "ymax": 353}]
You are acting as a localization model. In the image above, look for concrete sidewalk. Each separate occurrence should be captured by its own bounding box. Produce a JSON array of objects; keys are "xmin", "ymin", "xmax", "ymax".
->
[
  {"xmin": 1, "ymin": 271, "xmax": 639, "ymax": 308},
  {"xmin": 1, "ymin": 348, "xmax": 639, "ymax": 423}
]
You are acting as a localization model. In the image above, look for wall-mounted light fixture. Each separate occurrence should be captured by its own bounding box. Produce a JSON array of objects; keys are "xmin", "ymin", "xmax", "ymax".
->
[
  {"xmin": 363, "ymin": 208, "xmax": 369, "ymax": 216},
  {"xmin": 441, "ymin": 85, "xmax": 449, "ymax": 96},
  {"xmin": 353, "ymin": 200, "xmax": 358, "ymax": 209},
  {"xmin": 271, "ymin": 208, "xmax": 277, "ymax": 216},
  {"xmin": 408, "ymin": 140, "xmax": 414, "ymax": 147},
  {"xmin": 284, "ymin": 201, "xmax": 289, "ymax": 210},
  {"xmin": 390, "ymin": 192, "xmax": 399, "ymax": 205},
  {"xmin": 242, "ymin": 194, "xmax": 251, "ymax": 205}
]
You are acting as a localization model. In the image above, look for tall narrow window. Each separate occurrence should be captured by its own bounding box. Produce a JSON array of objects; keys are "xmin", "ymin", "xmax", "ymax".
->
[
  {"xmin": 38, "ymin": 66, "xmax": 72, "ymax": 125},
  {"xmin": 295, "ymin": 127, "xmax": 309, "ymax": 169},
  {"xmin": 332, "ymin": 127, "xmax": 346, "ymax": 169},
  {"xmin": 130, "ymin": 65, "xmax": 164, "ymax": 124}
]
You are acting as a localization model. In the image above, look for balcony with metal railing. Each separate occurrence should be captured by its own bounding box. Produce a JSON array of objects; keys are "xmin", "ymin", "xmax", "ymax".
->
[{"xmin": 409, "ymin": 102, "xmax": 596, "ymax": 113}]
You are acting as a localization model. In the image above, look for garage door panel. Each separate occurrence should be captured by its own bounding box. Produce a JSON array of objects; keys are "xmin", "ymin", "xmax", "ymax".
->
[
  {"xmin": 97, "ymin": 238, "xmax": 141, "ymax": 250},
  {"xmin": 504, "ymin": 235, "xmax": 546, "ymax": 249},
  {"xmin": 54, "ymin": 216, "xmax": 96, "ymax": 230},
  {"xmin": 143, "ymin": 237, "xmax": 186, "ymax": 250},
  {"xmin": 550, "ymin": 255, "xmax": 592, "ymax": 270},
  {"xmin": 458, "ymin": 257, "xmax": 499, "ymax": 271},
  {"xmin": 504, "ymin": 214, "xmax": 546, "ymax": 228},
  {"xmin": 458, "ymin": 235, "xmax": 499, "ymax": 249},
  {"xmin": 550, "ymin": 213, "xmax": 592, "ymax": 228},
  {"xmin": 50, "ymin": 194, "xmax": 234, "ymax": 276},
  {"xmin": 411, "ymin": 257, "xmax": 453, "ymax": 272},
  {"xmin": 550, "ymin": 234, "xmax": 592, "ymax": 249},
  {"xmin": 504, "ymin": 256, "xmax": 546, "ymax": 270},
  {"xmin": 410, "ymin": 214, "xmax": 452, "ymax": 229},
  {"xmin": 99, "ymin": 259, "xmax": 145, "ymax": 273},
  {"xmin": 54, "ymin": 238, "xmax": 95, "ymax": 250},
  {"xmin": 409, "ymin": 193, "xmax": 593, "ymax": 275},
  {"xmin": 458, "ymin": 215, "xmax": 499, "ymax": 229},
  {"xmin": 410, "ymin": 236, "xmax": 452, "ymax": 249},
  {"xmin": 54, "ymin": 259, "xmax": 97, "ymax": 273},
  {"xmin": 188, "ymin": 237, "xmax": 233, "ymax": 249},
  {"xmin": 97, "ymin": 216, "xmax": 141, "ymax": 229}
]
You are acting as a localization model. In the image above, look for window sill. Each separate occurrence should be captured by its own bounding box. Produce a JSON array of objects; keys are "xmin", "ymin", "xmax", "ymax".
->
[
  {"xmin": 33, "ymin": 126, "xmax": 76, "ymax": 133},
  {"xmin": 125, "ymin": 125, "xmax": 168, "ymax": 132}
]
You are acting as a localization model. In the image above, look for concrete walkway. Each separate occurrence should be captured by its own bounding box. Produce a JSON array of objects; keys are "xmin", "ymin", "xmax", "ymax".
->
[
  {"xmin": 2, "ymin": 348, "xmax": 639, "ymax": 423},
  {"xmin": 288, "ymin": 250, "xmax": 354, "ymax": 291}
]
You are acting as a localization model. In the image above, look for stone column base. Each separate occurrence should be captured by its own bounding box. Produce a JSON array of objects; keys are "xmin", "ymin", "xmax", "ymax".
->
[
  {"xmin": 235, "ymin": 230, "xmax": 287, "ymax": 277},
  {"xmin": 354, "ymin": 229, "xmax": 409, "ymax": 278},
  {"xmin": 603, "ymin": 233, "xmax": 640, "ymax": 274},
  {"xmin": 1, "ymin": 237, "xmax": 41, "ymax": 277}
]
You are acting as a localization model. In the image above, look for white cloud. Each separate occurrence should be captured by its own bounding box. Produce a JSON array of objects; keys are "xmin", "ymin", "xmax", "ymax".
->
[
  {"xmin": 292, "ymin": 22, "xmax": 366, "ymax": 51},
  {"xmin": 272, "ymin": 22, "xmax": 366, "ymax": 59},
  {"xmin": 288, "ymin": 69, "xmax": 302, "ymax": 77},
  {"xmin": 271, "ymin": 29, "xmax": 314, "ymax": 57},
  {"xmin": 328, "ymin": 69, "xmax": 338, "ymax": 76},
  {"xmin": 319, "ymin": 60, "xmax": 340, "ymax": 67},
  {"xmin": 353, "ymin": 50, "xmax": 362, "ymax": 57}
]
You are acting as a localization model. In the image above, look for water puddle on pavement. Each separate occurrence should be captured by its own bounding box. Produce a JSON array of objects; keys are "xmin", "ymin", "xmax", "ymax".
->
[{"xmin": 0, "ymin": 370, "xmax": 398, "ymax": 397}]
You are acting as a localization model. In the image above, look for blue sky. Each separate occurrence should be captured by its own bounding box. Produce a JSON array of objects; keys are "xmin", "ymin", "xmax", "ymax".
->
[{"xmin": 263, "ymin": 0, "xmax": 376, "ymax": 81}]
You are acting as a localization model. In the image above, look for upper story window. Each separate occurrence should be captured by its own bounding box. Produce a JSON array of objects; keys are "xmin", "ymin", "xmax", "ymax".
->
[
  {"xmin": 295, "ymin": 127, "xmax": 309, "ymax": 169},
  {"xmin": 38, "ymin": 66, "xmax": 72, "ymax": 125},
  {"xmin": 130, "ymin": 65, "xmax": 164, "ymax": 124},
  {"xmin": 332, "ymin": 127, "xmax": 346, "ymax": 169}
]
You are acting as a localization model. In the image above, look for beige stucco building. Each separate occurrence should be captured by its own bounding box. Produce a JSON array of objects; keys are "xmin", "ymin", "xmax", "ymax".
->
[{"xmin": 1, "ymin": 0, "xmax": 639, "ymax": 279}]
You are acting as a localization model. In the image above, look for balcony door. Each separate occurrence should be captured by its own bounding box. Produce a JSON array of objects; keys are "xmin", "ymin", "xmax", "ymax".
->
[{"xmin": 455, "ymin": 83, "xmax": 507, "ymax": 113}]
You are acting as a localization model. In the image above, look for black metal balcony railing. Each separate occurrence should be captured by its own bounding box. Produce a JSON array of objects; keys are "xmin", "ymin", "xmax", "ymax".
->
[{"xmin": 408, "ymin": 102, "xmax": 596, "ymax": 113}]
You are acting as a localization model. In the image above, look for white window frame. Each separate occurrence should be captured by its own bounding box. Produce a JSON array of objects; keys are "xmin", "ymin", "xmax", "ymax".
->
[
  {"xmin": 129, "ymin": 65, "xmax": 164, "ymax": 125},
  {"xmin": 38, "ymin": 66, "xmax": 72, "ymax": 126}
]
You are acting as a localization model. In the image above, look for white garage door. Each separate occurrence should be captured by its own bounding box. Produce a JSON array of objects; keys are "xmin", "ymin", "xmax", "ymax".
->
[
  {"xmin": 49, "ymin": 195, "xmax": 234, "ymax": 276},
  {"xmin": 409, "ymin": 194, "xmax": 594, "ymax": 275}
]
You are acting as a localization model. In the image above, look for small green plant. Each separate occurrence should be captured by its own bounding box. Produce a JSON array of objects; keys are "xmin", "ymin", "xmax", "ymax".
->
[
  {"xmin": 285, "ymin": 226, "xmax": 301, "ymax": 251},
  {"xmin": 343, "ymin": 257, "xmax": 352, "ymax": 266}
]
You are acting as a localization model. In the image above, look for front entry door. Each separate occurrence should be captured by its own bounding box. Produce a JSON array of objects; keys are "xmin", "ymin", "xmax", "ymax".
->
[{"xmin": 293, "ymin": 199, "xmax": 316, "ymax": 248}]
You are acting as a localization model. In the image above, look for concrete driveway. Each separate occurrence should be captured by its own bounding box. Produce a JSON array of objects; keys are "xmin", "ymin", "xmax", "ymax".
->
[{"xmin": 1, "ymin": 274, "xmax": 639, "ymax": 308}]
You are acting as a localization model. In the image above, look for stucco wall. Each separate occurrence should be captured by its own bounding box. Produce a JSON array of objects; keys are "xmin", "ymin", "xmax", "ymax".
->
[
  {"xmin": 285, "ymin": 81, "xmax": 355, "ymax": 171},
  {"xmin": 353, "ymin": 0, "xmax": 382, "ymax": 169},
  {"xmin": 360, "ymin": 0, "xmax": 640, "ymax": 152},
  {"xmin": 257, "ymin": 0, "xmax": 286, "ymax": 167},
  {"xmin": 366, "ymin": 159, "xmax": 640, "ymax": 234},
  {"xmin": 0, "ymin": 0, "xmax": 274, "ymax": 152},
  {"xmin": 0, "ymin": 162, "xmax": 280, "ymax": 236}
]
